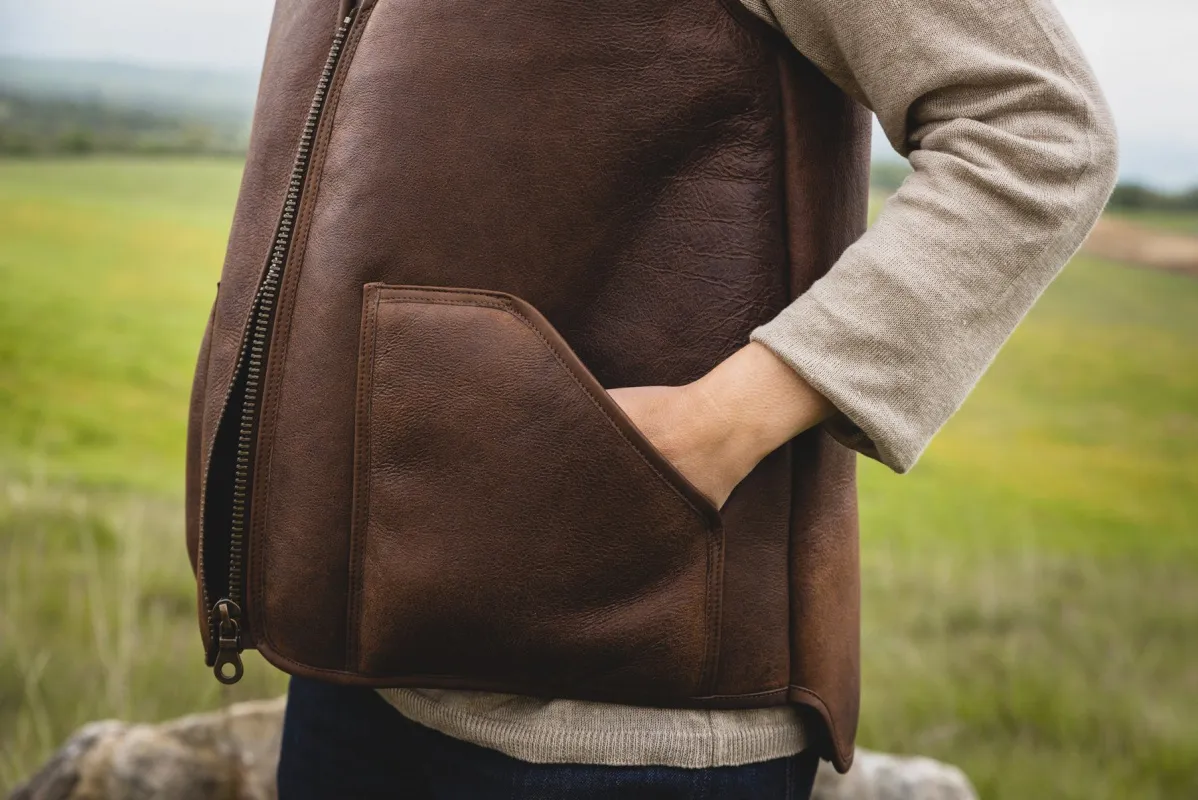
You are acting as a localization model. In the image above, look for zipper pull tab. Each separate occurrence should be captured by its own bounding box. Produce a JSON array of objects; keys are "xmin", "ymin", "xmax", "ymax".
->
[{"xmin": 209, "ymin": 599, "xmax": 244, "ymax": 685}]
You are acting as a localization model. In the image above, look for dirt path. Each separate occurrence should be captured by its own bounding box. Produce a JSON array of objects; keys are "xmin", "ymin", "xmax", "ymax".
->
[{"xmin": 1082, "ymin": 216, "xmax": 1198, "ymax": 277}]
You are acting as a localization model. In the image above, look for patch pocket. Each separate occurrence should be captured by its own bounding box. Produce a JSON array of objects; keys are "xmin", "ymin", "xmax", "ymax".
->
[{"xmin": 347, "ymin": 284, "xmax": 723, "ymax": 701}]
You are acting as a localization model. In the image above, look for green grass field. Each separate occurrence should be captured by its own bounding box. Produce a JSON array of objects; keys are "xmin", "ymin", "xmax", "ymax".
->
[
  {"xmin": 2, "ymin": 159, "xmax": 1197, "ymax": 798},
  {"xmin": 1109, "ymin": 208, "xmax": 1198, "ymax": 237}
]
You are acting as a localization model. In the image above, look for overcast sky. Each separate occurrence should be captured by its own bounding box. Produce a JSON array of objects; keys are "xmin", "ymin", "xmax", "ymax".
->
[{"xmin": 1, "ymin": 0, "xmax": 1195, "ymax": 187}]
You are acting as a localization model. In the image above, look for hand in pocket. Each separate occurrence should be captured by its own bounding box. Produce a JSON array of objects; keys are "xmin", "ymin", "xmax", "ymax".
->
[
  {"xmin": 607, "ymin": 343, "xmax": 835, "ymax": 509},
  {"xmin": 607, "ymin": 384, "xmax": 746, "ymax": 509}
]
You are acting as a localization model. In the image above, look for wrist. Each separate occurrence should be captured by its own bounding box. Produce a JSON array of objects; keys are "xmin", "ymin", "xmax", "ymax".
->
[
  {"xmin": 687, "ymin": 342, "xmax": 833, "ymax": 464},
  {"xmin": 607, "ymin": 344, "xmax": 834, "ymax": 509}
]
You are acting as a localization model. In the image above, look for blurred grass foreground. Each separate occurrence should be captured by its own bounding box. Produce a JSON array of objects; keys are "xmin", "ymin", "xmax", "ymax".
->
[{"xmin": 1, "ymin": 158, "xmax": 1197, "ymax": 799}]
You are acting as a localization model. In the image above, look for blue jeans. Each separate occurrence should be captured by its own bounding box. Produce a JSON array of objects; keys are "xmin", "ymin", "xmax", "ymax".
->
[{"xmin": 278, "ymin": 676, "xmax": 820, "ymax": 799}]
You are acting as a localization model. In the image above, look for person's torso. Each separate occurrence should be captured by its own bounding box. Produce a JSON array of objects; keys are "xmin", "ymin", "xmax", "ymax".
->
[{"xmin": 187, "ymin": 0, "xmax": 869, "ymax": 770}]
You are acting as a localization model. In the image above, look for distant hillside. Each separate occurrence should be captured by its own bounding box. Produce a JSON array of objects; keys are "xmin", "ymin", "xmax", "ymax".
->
[
  {"xmin": 0, "ymin": 90, "xmax": 247, "ymax": 156},
  {"xmin": 3, "ymin": 55, "xmax": 1196, "ymax": 197},
  {"xmin": 869, "ymin": 155, "xmax": 1198, "ymax": 214},
  {"xmin": 0, "ymin": 57, "xmax": 258, "ymax": 122},
  {"xmin": 0, "ymin": 57, "xmax": 256, "ymax": 156}
]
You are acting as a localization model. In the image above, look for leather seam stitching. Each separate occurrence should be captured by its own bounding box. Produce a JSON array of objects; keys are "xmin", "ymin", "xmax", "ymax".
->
[
  {"xmin": 701, "ymin": 526, "xmax": 717, "ymax": 692},
  {"xmin": 259, "ymin": 632, "xmax": 795, "ymax": 699},
  {"xmin": 346, "ymin": 286, "xmax": 381, "ymax": 671},
  {"xmin": 257, "ymin": 636, "xmax": 786, "ymax": 702}
]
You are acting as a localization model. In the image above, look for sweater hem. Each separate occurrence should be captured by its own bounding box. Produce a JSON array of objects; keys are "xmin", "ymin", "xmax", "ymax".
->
[{"xmin": 377, "ymin": 689, "xmax": 808, "ymax": 769}]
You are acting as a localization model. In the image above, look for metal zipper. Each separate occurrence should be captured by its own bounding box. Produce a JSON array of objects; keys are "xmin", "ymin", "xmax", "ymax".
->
[{"xmin": 207, "ymin": 4, "xmax": 361, "ymax": 685}]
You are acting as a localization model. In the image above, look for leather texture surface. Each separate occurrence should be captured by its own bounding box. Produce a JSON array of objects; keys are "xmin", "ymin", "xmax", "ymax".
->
[
  {"xmin": 349, "ymin": 285, "xmax": 721, "ymax": 699},
  {"xmin": 186, "ymin": 0, "xmax": 870, "ymax": 772}
]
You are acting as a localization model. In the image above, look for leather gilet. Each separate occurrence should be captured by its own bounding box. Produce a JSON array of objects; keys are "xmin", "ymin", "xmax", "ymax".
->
[{"xmin": 185, "ymin": 0, "xmax": 870, "ymax": 771}]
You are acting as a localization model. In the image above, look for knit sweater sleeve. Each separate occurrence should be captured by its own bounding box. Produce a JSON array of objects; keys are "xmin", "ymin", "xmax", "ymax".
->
[{"xmin": 742, "ymin": 0, "xmax": 1118, "ymax": 472}]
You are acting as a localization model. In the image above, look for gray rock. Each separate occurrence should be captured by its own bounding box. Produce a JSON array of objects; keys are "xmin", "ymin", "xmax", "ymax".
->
[
  {"xmin": 9, "ymin": 697, "xmax": 284, "ymax": 800},
  {"xmin": 12, "ymin": 697, "xmax": 976, "ymax": 800},
  {"xmin": 813, "ymin": 749, "xmax": 978, "ymax": 800}
]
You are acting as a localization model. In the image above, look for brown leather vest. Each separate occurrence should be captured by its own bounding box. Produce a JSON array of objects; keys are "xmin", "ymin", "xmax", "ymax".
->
[{"xmin": 185, "ymin": 0, "xmax": 870, "ymax": 771}]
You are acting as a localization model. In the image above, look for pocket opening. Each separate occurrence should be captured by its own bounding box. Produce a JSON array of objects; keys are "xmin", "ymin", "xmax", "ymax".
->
[{"xmin": 346, "ymin": 283, "xmax": 724, "ymax": 699}]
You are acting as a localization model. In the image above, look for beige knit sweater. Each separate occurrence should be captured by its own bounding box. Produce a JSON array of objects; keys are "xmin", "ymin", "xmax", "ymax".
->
[{"xmin": 379, "ymin": 0, "xmax": 1119, "ymax": 768}]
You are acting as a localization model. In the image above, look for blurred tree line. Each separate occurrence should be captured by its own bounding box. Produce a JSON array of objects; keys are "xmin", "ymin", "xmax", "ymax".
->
[
  {"xmin": 871, "ymin": 158, "xmax": 1197, "ymax": 212},
  {"xmin": 0, "ymin": 90, "xmax": 247, "ymax": 156},
  {"xmin": 4, "ymin": 89, "xmax": 1196, "ymax": 214},
  {"xmin": 1107, "ymin": 182, "xmax": 1198, "ymax": 211}
]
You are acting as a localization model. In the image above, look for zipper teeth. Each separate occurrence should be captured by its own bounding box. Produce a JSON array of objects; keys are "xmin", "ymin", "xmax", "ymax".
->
[{"xmin": 217, "ymin": 12, "xmax": 356, "ymax": 613}]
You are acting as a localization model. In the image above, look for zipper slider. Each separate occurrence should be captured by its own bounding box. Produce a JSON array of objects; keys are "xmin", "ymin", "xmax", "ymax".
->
[
  {"xmin": 337, "ymin": 0, "xmax": 359, "ymax": 23},
  {"xmin": 208, "ymin": 599, "xmax": 244, "ymax": 685}
]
